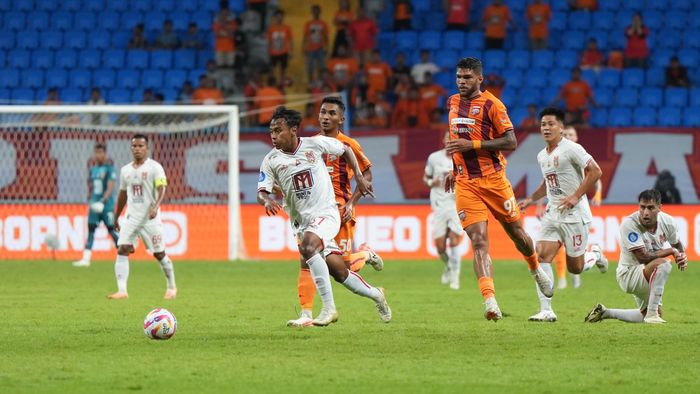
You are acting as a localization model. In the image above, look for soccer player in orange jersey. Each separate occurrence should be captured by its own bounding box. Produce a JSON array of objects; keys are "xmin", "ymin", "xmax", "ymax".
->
[
  {"xmin": 444, "ymin": 57, "xmax": 553, "ymax": 321},
  {"xmin": 287, "ymin": 96, "xmax": 384, "ymax": 327}
]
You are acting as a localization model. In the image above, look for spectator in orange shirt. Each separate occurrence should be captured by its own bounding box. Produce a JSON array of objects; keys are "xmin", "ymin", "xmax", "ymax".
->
[
  {"xmin": 327, "ymin": 44, "xmax": 359, "ymax": 90},
  {"xmin": 624, "ymin": 12, "xmax": 649, "ymax": 68},
  {"xmin": 482, "ymin": 0, "xmax": 511, "ymax": 49},
  {"xmin": 364, "ymin": 49, "xmax": 393, "ymax": 101},
  {"xmin": 527, "ymin": 0, "xmax": 551, "ymax": 50},
  {"xmin": 267, "ymin": 10, "xmax": 293, "ymax": 82},
  {"xmin": 355, "ymin": 102, "xmax": 387, "ymax": 128},
  {"xmin": 553, "ymin": 67, "xmax": 597, "ymax": 126},
  {"xmin": 193, "ymin": 76, "xmax": 224, "ymax": 105},
  {"xmin": 394, "ymin": 0, "xmax": 413, "ymax": 30},
  {"xmin": 519, "ymin": 104, "xmax": 539, "ymax": 128},
  {"xmin": 332, "ymin": 0, "xmax": 354, "ymax": 57},
  {"xmin": 419, "ymin": 72, "xmax": 447, "ymax": 114},
  {"xmin": 445, "ymin": 0, "xmax": 470, "ymax": 30},
  {"xmin": 374, "ymin": 91, "xmax": 392, "ymax": 122},
  {"xmin": 255, "ymin": 76, "xmax": 286, "ymax": 126},
  {"xmin": 213, "ymin": 6, "xmax": 238, "ymax": 67},
  {"xmin": 607, "ymin": 48, "xmax": 624, "ymax": 69},
  {"xmin": 482, "ymin": 72, "xmax": 505, "ymax": 98},
  {"xmin": 569, "ymin": 0, "xmax": 596, "ymax": 11},
  {"xmin": 303, "ymin": 5, "xmax": 329, "ymax": 83},
  {"xmin": 580, "ymin": 38, "xmax": 604, "ymax": 70},
  {"xmin": 394, "ymin": 73, "xmax": 412, "ymax": 100},
  {"xmin": 392, "ymin": 86, "xmax": 429, "ymax": 128},
  {"xmin": 348, "ymin": 7, "xmax": 379, "ymax": 66}
]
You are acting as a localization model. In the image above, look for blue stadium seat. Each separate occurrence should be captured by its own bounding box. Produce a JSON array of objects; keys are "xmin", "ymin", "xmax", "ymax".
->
[
  {"xmin": 75, "ymin": 11, "xmax": 97, "ymax": 31},
  {"xmin": 144, "ymin": 12, "xmax": 166, "ymax": 32},
  {"xmin": 191, "ymin": 11, "xmax": 212, "ymax": 32},
  {"xmin": 174, "ymin": 50, "xmax": 197, "ymax": 70},
  {"xmin": 679, "ymin": 50, "xmax": 700, "ymax": 67},
  {"xmin": 651, "ymin": 49, "xmax": 674, "ymax": 68},
  {"xmin": 201, "ymin": 0, "xmax": 220, "ymax": 12},
  {"xmin": 607, "ymin": 29, "xmax": 627, "ymax": 50},
  {"xmin": 581, "ymin": 69, "xmax": 597, "ymax": 87},
  {"xmin": 0, "ymin": 32, "xmax": 14, "ymax": 50},
  {"xmin": 433, "ymin": 72, "xmax": 452, "ymax": 90},
  {"xmin": 549, "ymin": 68, "xmax": 570, "ymax": 87},
  {"xmin": 27, "ymin": 11, "xmax": 50, "ymax": 30},
  {"xmin": 104, "ymin": 49, "xmax": 126, "ymax": 69},
  {"xmin": 531, "ymin": 50, "xmax": 554, "ymax": 69},
  {"xmin": 550, "ymin": 0, "xmax": 569, "ymax": 11},
  {"xmin": 675, "ymin": 0, "xmax": 694, "ymax": 10},
  {"xmin": 155, "ymin": 0, "xmax": 177, "ymax": 12},
  {"xmin": 418, "ymin": 31, "xmax": 442, "ymax": 51},
  {"xmin": 32, "ymin": 49, "xmax": 54, "ymax": 69},
  {"xmin": 644, "ymin": 13, "xmax": 663, "ymax": 30},
  {"xmin": 164, "ymin": 69, "xmax": 187, "ymax": 89},
  {"xmin": 499, "ymin": 87, "xmax": 518, "ymax": 107},
  {"xmin": 622, "ymin": 69, "xmax": 644, "ymax": 88},
  {"xmin": 443, "ymin": 31, "xmax": 464, "ymax": 51},
  {"xmin": 689, "ymin": 89, "xmax": 700, "ymax": 107},
  {"xmin": 654, "ymin": 28, "xmax": 681, "ymax": 50},
  {"xmin": 117, "ymin": 70, "xmax": 141, "ymax": 89},
  {"xmin": 554, "ymin": 50, "xmax": 578, "ymax": 69},
  {"xmin": 548, "ymin": 11, "xmax": 567, "ymax": 32},
  {"xmin": 466, "ymin": 32, "xmax": 484, "ymax": 50},
  {"xmin": 170, "ymin": 11, "xmax": 189, "ymax": 31},
  {"xmin": 615, "ymin": 9, "xmax": 635, "ymax": 26},
  {"xmin": 69, "ymin": 69, "xmax": 91, "ymax": 88},
  {"xmin": 396, "ymin": 32, "xmax": 418, "ymax": 51},
  {"xmin": 109, "ymin": 88, "xmax": 132, "ymax": 103},
  {"xmin": 0, "ymin": 50, "xmax": 5, "ymax": 67},
  {"xmin": 130, "ymin": 89, "xmax": 146, "ymax": 102},
  {"xmin": 93, "ymin": 69, "xmax": 116, "ymax": 89},
  {"xmin": 684, "ymin": 108, "xmax": 700, "ymax": 127},
  {"xmin": 21, "ymin": 69, "xmax": 43, "ymax": 89},
  {"xmin": 526, "ymin": 69, "xmax": 548, "ymax": 88},
  {"xmin": 483, "ymin": 50, "xmax": 506, "ymax": 69},
  {"xmin": 46, "ymin": 69, "xmax": 68, "ymax": 88},
  {"xmin": 589, "ymin": 108, "xmax": 608, "ymax": 127},
  {"xmin": 5, "ymin": 11, "xmax": 26, "ymax": 31},
  {"xmin": 595, "ymin": 88, "xmax": 613, "ymax": 107},
  {"xmin": 107, "ymin": 0, "xmax": 128, "ymax": 11},
  {"xmin": 64, "ymin": 31, "xmax": 87, "ymax": 50},
  {"xmin": 111, "ymin": 31, "xmax": 132, "ymax": 48},
  {"xmin": 127, "ymin": 50, "xmax": 150, "ymax": 69},
  {"xmin": 425, "ymin": 11, "xmax": 446, "ymax": 31},
  {"xmin": 664, "ymin": 11, "xmax": 686, "ymax": 30},
  {"xmin": 658, "ymin": 107, "xmax": 681, "ymax": 126},
  {"xmin": 55, "ymin": 49, "xmax": 77, "ymax": 69},
  {"xmin": 665, "ymin": 88, "xmax": 688, "ymax": 107},
  {"xmin": 197, "ymin": 50, "xmax": 214, "ymax": 68},
  {"xmin": 683, "ymin": 30, "xmax": 700, "ymax": 49},
  {"xmin": 543, "ymin": 86, "xmax": 561, "ymax": 104},
  {"xmin": 120, "ymin": 11, "xmax": 144, "ymax": 31},
  {"xmin": 0, "ymin": 69, "xmax": 20, "ymax": 88},
  {"xmin": 508, "ymin": 106, "xmax": 528, "ymax": 126},
  {"xmin": 142, "ymin": 70, "xmax": 163, "ymax": 89},
  {"xmin": 599, "ymin": 69, "xmax": 621, "ymax": 88},
  {"xmin": 645, "ymin": 68, "xmax": 665, "ymax": 87},
  {"xmin": 161, "ymin": 88, "xmax": 178, "ymax": 103},
  {"xmin": 507, "ymin": 50, "xmax": 529, "ymax": 69},
  {"xmin": 562, "ymin": 31, "xmax": 585, "ymax": 50},
  {"xmin": 17, "ymin": 31, "xmax": 39, "ymax": 49},
  {"xmin": 0, "ymin": 0, "xmax": 9, "ymax": 10},
  {"xmin": 568, "ymin": 11, "xmax": 591, "ymax": 31},
  {"xmin": 608, "ymin": 107, "xmax": 632, "ymax": 127},
  {"xmin": 12, "ymin": 88, "xmax": 35, "ymax": 103},
  {"xmin": 51, "ymin": 11, "xmax": 73, "ymax": 31},
  {"xmin": 632, "ymin": 107, "xmax": 657, "ymax": 127},
  {"xmin": 9, "ymin": 49, "xmax": 31, "ymax": 68},
  {"xmin": 502, "ymin": 69, "xmax": 523, "ymax": 89},
  {"xmin": 99, "ymin": 11, "xmax": 120, "ymax": 31},
  {"xmin": 151, "ymin": 51, "xmax": 173, "ymax": 69},
  {"xmin": 41, "ymin": 31, "xmax": 63, "ymax": 50},
  {"xmin": 587, "ymin": 31, "xmax": 609, "ymax": 51},
  {"xmin": 690, "ymin": 11, "xmax": 700, "ymax": 29},
  {"xmin": 62, "ymin": 87, "xmax": 83, "ymax": 103},
  {"xmin": 86, "ymin": 0, "xmax": 105, "ymax": 12},
  {"xmin": 14, "ymin": 0, "xmax": 34, "ymax": 11},
  {"xmin": 132, "ymin": 0, "xmax": 152, "ymax": 12},
  {"xmin": 639, "ymin": 87, "xmax": 663, "ymax": 107},
  {"xmin": 434, "ymin": 49, "xmax": 457, "ymax": 68},
  {"xmin": 62, "ymin": 0, "xmax": 82, "ymax": 11},
  {"xmin": 89, "ymin": 30, "xmax": 110, "ymax": 50},
  {"xmin": 592, "ymin": 11, "xmax": 615, "ymax": 31},
  {"xmin": 615, "ymin": 87, "xmax": 638, "ymax": 107},
  {"xmin": 0, "ymin": 88, "xmax": 10, "ymax": 101},
  {"xmin": 648, "ymin": 0, "xmax": 669, "ymax": 11}
]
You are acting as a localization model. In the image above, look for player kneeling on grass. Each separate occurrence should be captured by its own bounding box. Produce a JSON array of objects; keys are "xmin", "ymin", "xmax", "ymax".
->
[
  {"xmin": 585, "ymin": 189, "xmax": 687, "ymax": 324},
  {"xmin": 257, "ymin": 106, "xmax": 391, "ymax": 327},
  {"xmin": 518, "ymin": 107, "xmax": 608, "ymax": 322},
  {"xmin": 108, "ymin": 134, "xmax": 177, "ymax": 300}
]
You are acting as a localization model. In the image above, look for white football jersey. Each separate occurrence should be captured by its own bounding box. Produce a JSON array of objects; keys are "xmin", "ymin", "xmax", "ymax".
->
[
  {"xmin": 618, "ymin": 211, "xmax": 679, "ymax": 269},
  {"xmin": 119, "ymin": 158, "xmax": 167, "ymax": 223},
  {"xmin": 537, "ymin": 138, "xmax": 593, "ymax": 224},
  {"xmin": 257, "ymin": 136, "xmax": 345, "ymax": 226},
  {"xmin": 424, "ymin": 149, "xmax": 456, "ymax": 212}
]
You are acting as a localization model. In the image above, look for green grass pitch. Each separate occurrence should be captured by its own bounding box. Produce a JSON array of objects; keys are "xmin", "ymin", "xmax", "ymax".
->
[{"xmin": 1, "ymin": 259, "xmax": 699, "ymax": 393}]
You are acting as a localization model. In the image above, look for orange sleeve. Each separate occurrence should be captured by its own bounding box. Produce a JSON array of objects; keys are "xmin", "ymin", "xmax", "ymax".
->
[
  {"xmin": 347, "ymin": 138, "xmax": 372, "ymax": 172},
  {"xmin": 489, "ymin": 101, "xmax": 514, "ymax": 137}
]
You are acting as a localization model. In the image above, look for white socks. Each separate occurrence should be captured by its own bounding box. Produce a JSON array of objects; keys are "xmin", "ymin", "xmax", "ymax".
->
[
  {"xmin": 306, "ymin": 253, "xmax": 335, "ymax": 310},
  {"xmin": 342, "ymin": 271, "xmax": 382, "ymax": 302},
  {"xmin": 115, "ymin": 254, "xmax": 129, "ymax": 293},
  {"xmin": 158, "ymin": 255, "xmax": 177, "ymax": 290},
  {"xmin": 583, "ymin": 251, "xmax": 598, "ymax": 271},
  {"xmin": 647, "ymin": 262, "xmax": 672, "ymax": 316},
  {"xmin": 448, "ymin": 245, "xmax": 461, "ymax": 276},
  {"xmin": 439, "ymin": 252, "xmax": 449, "ymax": 264},
  {"xmin": 82, "ymin": 249, "xmax": 92, "ymax": 262},
  {"xmin": 536, "ymin": 262, "xmax": 554, "ymax": 311},
  {"xmin": 604, "ymin": 308, "xmax": 644, "ymax": 323}
]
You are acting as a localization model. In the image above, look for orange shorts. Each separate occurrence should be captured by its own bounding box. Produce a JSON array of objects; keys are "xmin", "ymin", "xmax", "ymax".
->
[
  {"xmin": 335, "ymin": 205, "xmax": 355, "ymax": 260},
  {"xmin": 455, "ymin": 171, "xmax": 521, "ymax": 228}
]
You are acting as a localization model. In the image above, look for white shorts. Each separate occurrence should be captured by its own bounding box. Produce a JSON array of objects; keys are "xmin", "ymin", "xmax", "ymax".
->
[
  {"xmin": 293, "ymin": 212, "xmax": 341, "ymax": 257},
  {"xmin": 616, "ymin": 263, "xmax": 651, "ymax": 310},
  {"xmin": 118, "ymin": 217, "xmax": 165, "ymax": 253},
  {"xmin": 539, "ymin": 216, "xmax": 589, "ymax": 257},
  {"xmin": 431, "ymin": 209, "xmax": 463, "ymax": 239}
]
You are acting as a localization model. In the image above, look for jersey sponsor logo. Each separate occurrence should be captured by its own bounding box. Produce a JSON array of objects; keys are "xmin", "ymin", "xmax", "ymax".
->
[
  {"xmin": 305, "ymin": 151, "xmax": 316, "ymax": 164},
  {"xmin": 258, "ymin": 171, "xmax": 266, "ymax": 182},
  {"xmin": 292, "ymin": 169, "xmax": 314, "ymax": 199},
  {"xmin": 450, "ymin": 117, "xmax": 476, "ymax": 125},
  {"xmin": 628, "ymin": 232, "xmax": 639, "ymax": 242}
]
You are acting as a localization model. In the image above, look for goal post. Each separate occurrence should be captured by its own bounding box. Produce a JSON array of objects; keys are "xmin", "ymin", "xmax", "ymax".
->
[{"xmin": 0, "ymin": 105, "xmax": 242, "ymax": 261}]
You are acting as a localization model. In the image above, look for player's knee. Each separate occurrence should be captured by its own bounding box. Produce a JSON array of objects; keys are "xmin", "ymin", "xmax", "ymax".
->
[
  {"xmin": 154, "ymin": 252, "xmax": 166, "ymax": 260},
  {"xmin": 298, "ymin": 243, "xmax": 319, "ymax": 259},
  {"xmin": 657, "ymin": 261, "xmax": 672, "ymax": 275},
  {"xmin": 435, "ymin": 243, "xmax": 447, "ymax": 255},
  {"xmin": 117, "ymin": 245, "xmax": 131, "ymax": 255},
  {"xmin": 469, "ymin": 234, "xmax": 488, "ymax": 251}
]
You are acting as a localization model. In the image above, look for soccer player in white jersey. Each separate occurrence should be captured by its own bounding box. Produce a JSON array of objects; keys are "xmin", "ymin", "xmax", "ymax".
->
[
  {"xmin": 257, "ymin": 106, "xmax": 391, "ymax": 326},
  {"xmin": 424, "ymin": 132, "xmax": 463, "ymax": 289},
  {"xmin": 585, "ymin": 189, "xmax": 687, "ymax": 324},
  {"xmin": 518, "ymin": 107, "xmax": 608, "ymax": 322},
  {"xmin": 108, "ymin": 134, "xmax": 177, "ymax": 300}
]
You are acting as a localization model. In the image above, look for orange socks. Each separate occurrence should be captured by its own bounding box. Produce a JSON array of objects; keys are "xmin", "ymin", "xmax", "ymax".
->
[
  {"xmin": 348, "ymin": 251, "xmax": 368, "ymax": 272},
  {"xmin": 478, "ymin": 277, "xmax": 495, "ymax": 300},
  {"xmin": 555, "ymin": 248, "xmax": 566, "ymax": 279},
  {"xmin": 524, "ymin": 252, "xmax": 540, "ymax": 271},
  {"xmin": 298, "ymin": 268, "xmax": 316, "ymax": 310}
]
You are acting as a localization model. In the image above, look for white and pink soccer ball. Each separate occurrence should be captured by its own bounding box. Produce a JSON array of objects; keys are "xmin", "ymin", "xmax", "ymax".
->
[{"xmin": 143, "ymin": 308, "xmax": 177, "ymax": 340}]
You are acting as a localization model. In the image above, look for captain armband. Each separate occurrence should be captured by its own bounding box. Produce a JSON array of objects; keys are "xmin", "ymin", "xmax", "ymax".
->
[{"xmin": 154, "ymin": 177, "xmax": 168, "ymax": 187}]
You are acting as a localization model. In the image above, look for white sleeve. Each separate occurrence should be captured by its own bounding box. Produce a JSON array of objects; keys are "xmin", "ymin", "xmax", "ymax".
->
[
  {"xmin": 257, "ymin": 156, "xmax": 275, "ymax": 193},
  {"xmin": 570, "ymin": 143, "xmax": 593, "ymax": 168},
  {"xmin": 620, "ymin": 218, "xmax": 645, "ymax": 251},
  {"xmin": 424, "ymin": 155, "xmax": 434, "ymax": 178},
  {"xmin": 153, "ymin": 162, "xmax": 167, "ymax": 186},
  {"xmin": 119, "ymin": 167, "xmax": 127, "ymax": 191},
  {"xmin": 312, "ymin": 136, "xmax": 345, "ymax": 156},
  {"xmin": 662, "ymin": 214, "xmax": 680, "ymax": 245}
]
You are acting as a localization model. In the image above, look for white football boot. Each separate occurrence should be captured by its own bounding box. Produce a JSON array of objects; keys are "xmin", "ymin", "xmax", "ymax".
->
[
  {"xmin": 312, "ymin": 307, "xmax": 339, "ymax": 327},
  {"xmin": 484, "ymin": 296, "xmax": 502, "ymax": 322},
  {"xmin": 287, "ymin": 310, "xmax": 314, "ymax": 328},
  {"xmin": 532, "ymin": 266, "xmax": 554, "ymax": 297},
  {"xmin": 572, "ymin": 274, "xmax": 582, "ymax": 288},
  {"xmin": 72, "ymin": 259, "xmax": 90, "ymax": 267},
  {"xmin": 440, "ymin": 267, "xmax": 451, "ymax": 285},
  {"xmin": 643, "ymin": 314, "xmax": 667, "ymax": 324},
  {"xmin": 359, "ymin": 243, "xmax": 384, "ymax": 271},
  {"xmin": 528, "ymin": 310, "xmax": 557, "ymax": 322},
  {"xmin": 584, "ymin": 303, "xmax": 607, "ymax": 323},
  {"xmin": 449, "ymin": 270, "xmax": 460, "ymax": 290},
  {"xmin": 375, "ymin": 288, "xmax": 392, "ymax": 323},
  {"xmin": 590, "ymin": 244, "xmax": 608, "ymax": 273},
  {"xmin": 557, "ymin": 278, "xmax": 567, "ymax": 290}
]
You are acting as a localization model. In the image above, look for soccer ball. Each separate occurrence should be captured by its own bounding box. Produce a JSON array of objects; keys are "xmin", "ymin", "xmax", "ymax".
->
[
  {"xmin": 143, "ymin": 308, "xmax": 177, "ymax": 340},
  {"xmin": 90, "ymin": 201, "xmax": 104, "ymax": 214}
]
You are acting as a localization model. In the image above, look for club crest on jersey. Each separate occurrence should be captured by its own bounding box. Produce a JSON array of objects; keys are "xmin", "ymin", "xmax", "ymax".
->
[
  {"xmin": 305, "ymin": 151, "xmax": 316, "ymax": 164},
  {"xmin": 628, "ymin": 232, "xmax": 639, "ymax": 242},
  {"xmin": 142, "ymin": 172, "xmax": 147, "ymax": 180},
  {"xmin": 258, "ymin": 172, "xmax": 266, "ymax": 182},
  {"xmin": 553, "ymin": 156, "xmax": 559, "ymax": 167},
  {"xmin": 471, "ymin": 106, "xmax": 480, "ymax": 115}
]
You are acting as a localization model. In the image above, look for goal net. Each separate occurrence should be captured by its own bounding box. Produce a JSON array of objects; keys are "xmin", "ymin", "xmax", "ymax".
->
[{"xmin": 0, "ymin": 105, "xmax": 241, "ymax": 261}]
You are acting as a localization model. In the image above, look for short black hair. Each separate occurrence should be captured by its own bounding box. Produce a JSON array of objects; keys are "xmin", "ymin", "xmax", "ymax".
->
[
  {"xmin": 638, "ymin": 189, "xmax": 662, "ymax": 205},
  {"xmin": 271, "ymin": 106, "xmax": 301, "ymax": 129},
  {"xmin": 320, "ymin": 96, "xmax": 346, "ymax": 113},
  {"xmin": 456, "ymin": 57, "xmax": 483, "ymax": 75},
  {"xmin": 539, "ymin": 107, "xmax": 566, "ymax": 123},
  {"xmin": 95, "ymin": 143, "xmax": 106, "ymax": 151},
  {"xmin": 132, "ymin": 133, "xmax": 149, "ymax": 143}
]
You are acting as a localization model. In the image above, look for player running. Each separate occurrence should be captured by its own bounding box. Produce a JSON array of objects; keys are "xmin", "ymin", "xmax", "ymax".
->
[
  {"xmin": 257, "ymin": 106, "xmax": 391, "ymax": 327},
  {"xmin": 424, "ymin": 132, "xmax": 463, "ymax": 290},
  {"xmin": 288, "ymin": 96, "xmax": 384, "ymax": 327},
  {"xmin": 518, "ymin": 107, "xmax": 608, "ymax": 322},
  {"xmin": 108, "ymin": 134, "xmax": 177, "ymax": 300},
  {"xmin": 73, "ymin": 143, "xmax": 119, "ymax": 267},
  {"xmin": 444, "ymin": 57, "xmax": 552, "ymax": 321},
  {"xmin": 585, "ymin": 189, "xmax": 687, "ymax": 324}
]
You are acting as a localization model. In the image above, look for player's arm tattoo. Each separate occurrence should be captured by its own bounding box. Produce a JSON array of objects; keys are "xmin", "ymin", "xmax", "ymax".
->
[
  {"xmin": 631, "ymin": 246, "xmax": 677, "ymax": 265},
  {"xmin": 480, "ymin": 130, "xmax": 517, "ymax": 151}
]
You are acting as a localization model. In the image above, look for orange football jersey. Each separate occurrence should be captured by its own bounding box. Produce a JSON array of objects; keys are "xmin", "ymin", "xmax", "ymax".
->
[{"xmin": 319, "ymin": 132, "xmax": 372, "ymax": 204}]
